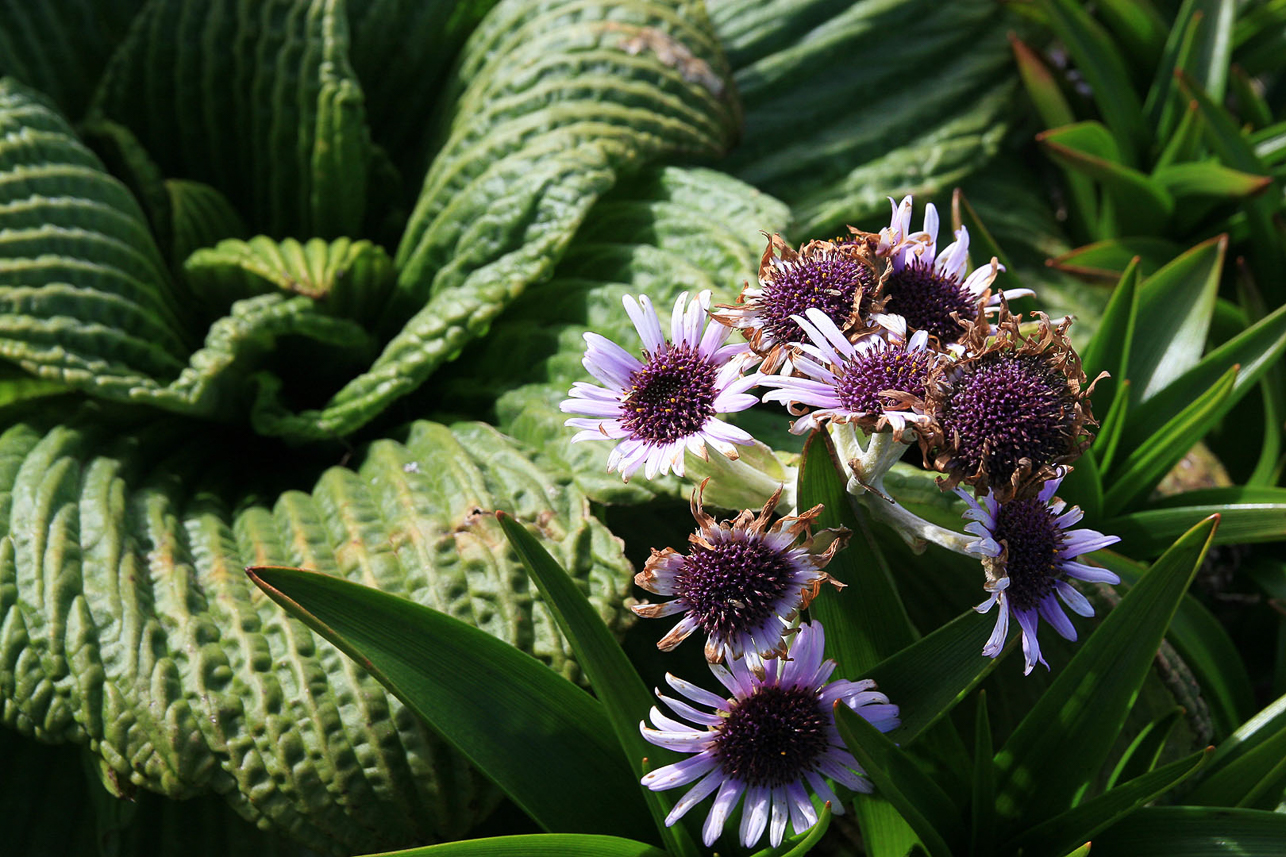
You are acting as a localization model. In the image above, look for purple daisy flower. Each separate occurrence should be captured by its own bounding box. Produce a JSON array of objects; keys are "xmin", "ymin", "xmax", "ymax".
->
[
  {"xmin": 632, "ymin": 480, "xmax": 848, "ymax": 670},
  {"xmin": 876, "ymin": 195, "xmax": 1028, "ymax": 344},
  {"xmin": 560, "ymin": 291, "xmax": 761, "ymax": 481},
  {"xmin": 956, "ymin": 471, "xmax": 1122, "ymax": 674},
  {"xmin": 758, "ymin": 308, "xmax": 937, "ymax": 439},
  {"xmin": 640, "ymin": 620, "xmax": 899, "ymax": 849}
]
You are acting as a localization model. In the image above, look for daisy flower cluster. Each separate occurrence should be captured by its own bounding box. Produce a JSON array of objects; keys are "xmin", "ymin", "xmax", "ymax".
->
[{"xmin": 558, "ymin": 194, "xmax": 1123, "ymax": 847}]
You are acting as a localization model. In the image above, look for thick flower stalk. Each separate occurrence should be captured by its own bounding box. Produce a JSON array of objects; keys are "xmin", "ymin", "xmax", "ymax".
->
[
  {"xmin": 560, "ymin": 291, "xmax": 761, "ymax": 481},
  {"xmin": 632, "ymin": 480, "xmax": 848, "ymax": 669},
  {"xmin": 640, "ymin": 621, "xmax": 899, "ymax": 848},
  {"xmin": 958, "ymin": 471, "xmax": 1122, "ymax": 673}
]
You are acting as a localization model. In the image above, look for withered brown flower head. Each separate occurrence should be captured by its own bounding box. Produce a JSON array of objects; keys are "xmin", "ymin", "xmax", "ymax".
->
[
  {"xmin": 631, "ymin": 480, "xmax": 848, "ymax": 670},
  {"xmin": 918, "ymin": 308, "xmax": 1103, "ymax": 502},
  {"xmin": 712, "ymin": 232, "xmax": 885, "ymax": 374}
]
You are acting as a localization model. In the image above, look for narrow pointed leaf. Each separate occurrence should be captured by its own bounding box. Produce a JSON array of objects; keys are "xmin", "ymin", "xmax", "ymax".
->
[
  {"xmin": 970, "ymin": 693, "xmax": 996, "ymax": 857},
  {"xmin": 1093, "ymin": 378, "xmax": 1130, "ymax": 474},
  {"xmin": 993, "ymin": 515, "xmax": 1219, "ymax": 833},
  {"xmin": 1036, "ymin": 0, "xmax": 1147, "ymax": 163},
  {"xmin": 249, "ymin": 565, "xmax": 654, "ymax": 842},
  {"xmin": 1094, "ymin": 0, "xmax": 1168, "ymax": 71},
  {"xmin": 1128, "ymin": 235, "xmax": 1225, "ymax": 403},
  {"xmin": 1187, "ymin": 691, "xmax": 1286, "ymax": 808},
  {"xmin": 835, "ymin": 705, "xmax": 964, "ymax": 857},
  {"xmin": 1107, "ymin": 486, "xmax": 1286, "ymax": 553},
  {"xmin": 1003, "ymin": 748, "xmax": 1211, "ymax": 856},
  {"xmin": 1038, "ymin": 125, "xmax": 1173, "ymax": 232},
  {"xmin": 1103, "ymin": 364, "xmax": 1238, "ymax": 516},
  {"xmin": 1106, "ymin": 709, "xmax": 1184, "ymax": 790},
  {"xmin": 1151, "ymin": 161, "xmax": 1272, "ymax": 199},
  {"xmin": 1082, "ymin": 258, "xmax": 1140, "ymax": 386},
  {"xmin": 360, "ymin": 834, "xmax": 669, "ymax": 857},
  {"xmin": 1094, "ymin": 549, "xmax": 1254, "ymax": 738},
  {"xmin": 1091, "ymin": 806, "xmax": 1286, "ymax": 856},
  {"xmin": 1120, "ymin": 301, "xmax": 1286, "ymax": 456},
  {"xmin": 866, "ymin": 609, "xmax": 1004, "ymax": 744},
  {"xmin": 497, "ymin": 512, "xmax": 698, "ymax": 857},
  {"xmin": 1050, "ymin": 239, "xmax": 1181, "ymax": 282}
]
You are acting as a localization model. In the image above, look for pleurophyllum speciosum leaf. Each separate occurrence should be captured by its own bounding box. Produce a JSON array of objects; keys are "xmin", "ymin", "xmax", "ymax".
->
[
  {"xmin": 711, "ymin": 0, "xmax": 1018, "ymax": 235},
  {"xmin": 0, "ymin": 404, "xmax": 633, "ymax": 855},
  {"xmin": 0, "ymin": 0, "xmax": 144, "ymax": 120},
  {"xmin": 252, "ymin": 0, "xmax": 743, "ymax": 442},
  {"xmin": 434, "ymin": 165, "xmax": 789, "ymax": 505},
  {"xmin": 90, "ymin": 0, "xmax": 370, "ymax": 240}
]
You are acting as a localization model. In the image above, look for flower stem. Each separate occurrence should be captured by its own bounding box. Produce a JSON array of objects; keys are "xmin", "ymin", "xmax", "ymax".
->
[{"xmin": 827, "ymin": 423, "xmax": 974, "ymax": 555}]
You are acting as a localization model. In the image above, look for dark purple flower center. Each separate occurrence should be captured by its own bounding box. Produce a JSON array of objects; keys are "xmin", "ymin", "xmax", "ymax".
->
[
  {"xmin": 993, "ymin": 497, "xmax": 1066, "ymax": 610},
  {"xmin": 675, "ymin": 538, "xmax": 796, "ymax": 641},
  {"xmin": 759, "ymin": 252, "xmax": 873, "ymax": 347},
  {"xmin": 883, "ymin": 259, "xmax": 976, "ymax": 342},
  {"xmin": 714, "ymin": 685, "xmax": 830, "ymax": 787},
  {"xmin": 836, "ymin": 342, "xmax": 932, "ymax": 415},
  {"xmin": 941, "ymin": 352, "xmax": 1074, "ymax": 483},
  {"xmin": 621, "ymin": 343, "xmax": 718, "ymax": 443}
]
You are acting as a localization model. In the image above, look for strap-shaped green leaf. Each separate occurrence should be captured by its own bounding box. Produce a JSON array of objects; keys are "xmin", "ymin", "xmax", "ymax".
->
[
  {"xmin": 1107, "ymin": 486, "xmax": 1286, "ymax": 554},
  {"xmin": 249, "ymin": 565, "xmax": 655, "ymax": 843},
  {"xmin": 91, "ymin": 0, "xmax": 370, "ymax": 239},
  {"xmin": 356, "ymin": 834, "xmax": 670, "ymax": 857},
  {"xmin": 1091, "ymin": 806, "xmax": 1286, "ymax": 856},
  {"xmin": 992, "ymin": 515, "xmax": 1218, "ymax": 836},
  {"xmin": 0, "ymin": 408, "xmax": 633, "ymax": 854},
  {"xmin": 715, "ymin": 0, "xmax": 1015, "ymax": 235},
  {"xmin": 834, "ymin": 705, "xmax": 965, "ymax": 857}
]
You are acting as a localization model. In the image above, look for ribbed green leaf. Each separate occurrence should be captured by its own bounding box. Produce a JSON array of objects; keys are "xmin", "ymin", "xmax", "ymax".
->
[
  {"xmin": 0, "ymin": 728, "xmax": 294, "ymax": 857},
  {"xmin": 345, "ymin": 0, "xmax": 500, "ymax": 172},
  {"xmin": 0, "ymin": 78, "xmax": 191, "ymax": 391},
  {"xmin": 1081, "ymin": 257, "xmax": 1140, "ymax": 388},
  {"xmin": 92, "ymin": 0, "xmax": 370, "ymax": 239},
  {"xmin": 0, "ymin": 407, "xmax": 633, "ymax": 854},
  {"xmin": 166, "ymin": 180, "xmax": 249, "ymax": 272},
  {"xmin": 249, "ymin": 0, "xmax": 739, "ymax": 441},
  {"xmin": 1188, "ymin": 691, "xmax": 1286, "ymax": 807},
  {"xmin": 970, "ymin": 693, "xmax": 995, "ymax": 857},
  {"xmin": 0, "ymin": 0, "xmax": 144, "ymax": 119},
  {"xmin": 455, "ymin": 166, "xmax": 787, "ymax": 504},
  {"xmin": 249, "ymin": 565, "xmax": 654, "ymax": 842},
  {"xmin": 1091, "ymin": 806, "xmax": 1286, "ymax": 856},
  {"xmin": 712, "ymin": 0, "xmax": 1015, "ymax": 235},
  {"xmin": 185, "ymin": 235, "xmax": 395, "ymax": 326},
  {"xmin": 993, "ymin": 515, "xmax": 1218, "ymax": 835}
]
